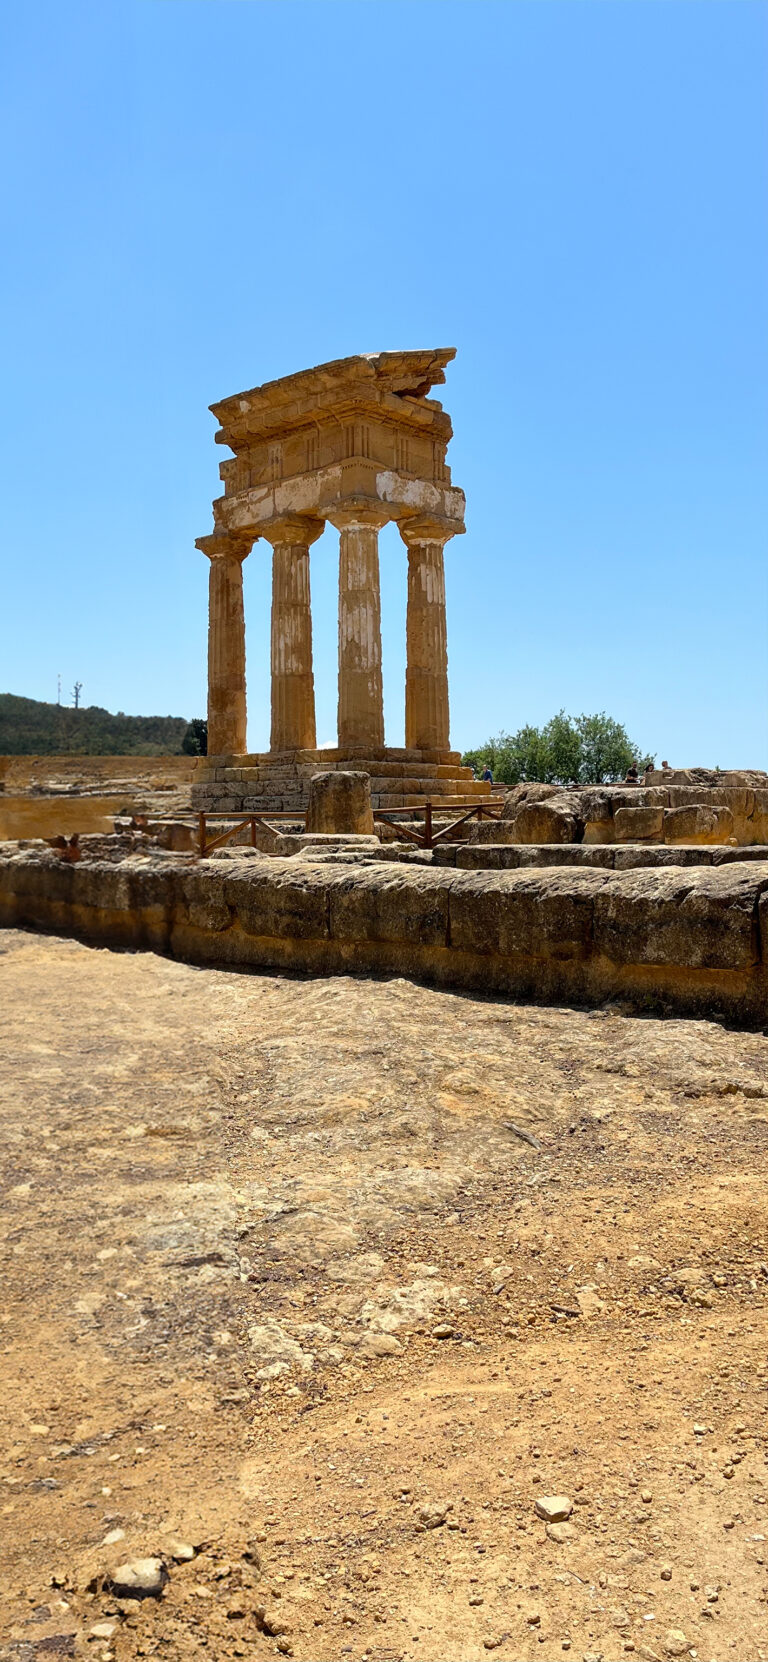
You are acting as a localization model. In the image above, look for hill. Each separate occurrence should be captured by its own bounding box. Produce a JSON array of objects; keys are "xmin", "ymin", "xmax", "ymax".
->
[{"xmin": 0, "ymin": 694, "xmax": 191, "ymax": 756}]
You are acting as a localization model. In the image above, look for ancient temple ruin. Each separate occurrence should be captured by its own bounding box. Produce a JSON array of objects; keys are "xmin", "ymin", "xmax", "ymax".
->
[{"xmin": 192, "ymin": 349, "xmax": 487, "ymax": 813}]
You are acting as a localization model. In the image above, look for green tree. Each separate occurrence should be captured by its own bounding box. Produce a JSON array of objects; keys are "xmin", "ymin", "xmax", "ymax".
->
[
  {"xmin": 574, "ymin": 712, "xmax": 650, "ymax": 784},
  {"xmin": 181, "ymin": 718, "xmax": 208, "ymax": 756},
  {"xmin": 462, "ymin": 711, "xmax": 653, "ymax": 786},
  {"xmin": 545, "ymin": 711, "xmax": 582, "ymax": 784}
]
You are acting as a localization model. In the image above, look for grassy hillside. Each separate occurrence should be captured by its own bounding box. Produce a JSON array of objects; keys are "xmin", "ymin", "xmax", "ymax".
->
[{"xmin": 0, "ymin": 694, "xmax": 191, "ymax": 756}]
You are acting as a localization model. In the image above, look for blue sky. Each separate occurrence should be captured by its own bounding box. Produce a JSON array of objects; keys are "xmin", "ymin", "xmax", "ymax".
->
[{"xmin": 1, "ymin": 0, "xmax": 766, "ymax": 765}]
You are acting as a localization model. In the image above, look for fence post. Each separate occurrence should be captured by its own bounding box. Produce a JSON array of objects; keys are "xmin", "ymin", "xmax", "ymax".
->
[
  {"xmin": 250, "ymin": 817, "xmax": 257, "ymax": 847},
  {"xmin": 424, "ymin": 800, "xmax": 433, "ymax": 849},
  {"xmin": 198, "ymin": 812, "xmax": 206, "ymax": 857}
]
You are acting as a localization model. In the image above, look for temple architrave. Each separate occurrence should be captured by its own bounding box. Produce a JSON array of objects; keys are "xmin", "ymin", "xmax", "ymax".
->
[{"xmin": 192, "ymin": 349, "xmax": 490, "ymax": 813}]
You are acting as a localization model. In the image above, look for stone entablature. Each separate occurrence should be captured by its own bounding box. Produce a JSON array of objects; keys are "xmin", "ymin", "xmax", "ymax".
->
[
  {"xmin": 210, "ymin": 348, "xmax": 460, "ymax": 511},
  {"xmin": 196, "ymin": 350, "xmax": 465, "ymax": 770}
]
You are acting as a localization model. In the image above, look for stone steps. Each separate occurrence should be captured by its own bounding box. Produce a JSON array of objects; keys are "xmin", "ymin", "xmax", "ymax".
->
[
  {"xmin": 208, "ymin": 761, "xmax": 477, "ymax": 784},
  {"xmin": 191, "ymin": 749, "xmax": 490, "ymax": 814}
]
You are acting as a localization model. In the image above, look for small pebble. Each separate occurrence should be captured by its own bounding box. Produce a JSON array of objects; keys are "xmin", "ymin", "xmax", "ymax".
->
[
  {"xmin": 164, "ymin": 1538, "xmax": 196, "ymax": 1562},
  {"xmin": 663, "ymin": 1630, "xmax": 688, "ymax": 1658},
  {"xmin": 108, "ymin": 1558, "xmax": 168, "ymax": 1599},
  {"xmin": 535, "ymin": 1495, "xmax": 573, "ymax": 1523}
]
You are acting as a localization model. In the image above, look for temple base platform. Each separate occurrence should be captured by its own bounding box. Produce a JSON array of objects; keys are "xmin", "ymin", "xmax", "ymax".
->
[{"xmin": 191, "ymin": 748, "xmax": 492, "ymax": 814}]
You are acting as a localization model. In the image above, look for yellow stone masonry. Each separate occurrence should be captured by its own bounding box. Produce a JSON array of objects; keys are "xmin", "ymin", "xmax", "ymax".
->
[{"xmin": 196, "ymin": 350, "xmax": 466, "ymax": 764}]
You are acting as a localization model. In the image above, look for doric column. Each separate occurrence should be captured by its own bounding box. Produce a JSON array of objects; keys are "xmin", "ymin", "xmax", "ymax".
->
[
  {"xmin": 263, "ymin": 515, "xmax": 323, "ymax": 753},
  {"xmin": 330, "ymin": 507, "xmax": 388, "ymax": 750},
  {"xmin": 400, "ymin": 519, "xmax": 454, "ymax": 752},
  {"xmin": 196, "ymin": 531, "xmax": 253, "ymax": 755}
]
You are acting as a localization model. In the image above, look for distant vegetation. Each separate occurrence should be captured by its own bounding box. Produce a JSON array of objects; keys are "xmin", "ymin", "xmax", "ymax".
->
[
  {"xmin": 181, "ymin": 718, "xmax": 208, "ymax": 756},
  {"xmin": 462, "ymin": 711, "xmax": 654, "ymax": 787},
  {"xmin": 0, "ymin": 694, "xmax": 202, "ymax": 756}
]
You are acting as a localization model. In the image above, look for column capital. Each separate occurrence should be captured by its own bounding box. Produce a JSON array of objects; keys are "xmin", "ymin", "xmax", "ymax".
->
[
  {"xmin": 398, "ymin": 516, "xmax": 457, "ymax": 549},
  {"xmin": 261, "ymin": 514, "xmax": 325, "ymax": 549},
  {"xmin": 327, "ymin": 502, "xmax": 390, "ymax": 534},
  {"xmin": 196, "ymin": 530, "xmax": 255, "ymax": 563}
]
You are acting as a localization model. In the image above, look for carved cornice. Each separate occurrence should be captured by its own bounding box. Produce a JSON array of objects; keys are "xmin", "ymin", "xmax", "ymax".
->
[{"xmin": 210, "ymin": 350, "xmax": 456, "ymax": 450}]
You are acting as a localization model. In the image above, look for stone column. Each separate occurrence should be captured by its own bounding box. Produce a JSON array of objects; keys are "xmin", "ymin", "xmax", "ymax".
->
[
  {"xmin": 330, "ymin": 507, "xmax": 388, "ymax": 750},
  {"xmin": 263, "ymin": 515, "xmax": 324, "ymax": 753},
  {"xmin": 400, "ymin": 519, "xmax": 453, "ymax": 753},
  {"xmin": 196, "ymin": 531, "xmax": 254, "ymax": 755}
]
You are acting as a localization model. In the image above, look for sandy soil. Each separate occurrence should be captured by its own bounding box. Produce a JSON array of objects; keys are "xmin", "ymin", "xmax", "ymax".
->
[{"xmin": 1, "ymin": 927, "xmax": 767, "ymax": 1662}]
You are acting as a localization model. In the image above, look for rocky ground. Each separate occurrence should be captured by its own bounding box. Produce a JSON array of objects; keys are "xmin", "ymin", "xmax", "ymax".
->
[{"xmin": 1, "ymin": 927, "xmax": 767, "ymax": 1662}]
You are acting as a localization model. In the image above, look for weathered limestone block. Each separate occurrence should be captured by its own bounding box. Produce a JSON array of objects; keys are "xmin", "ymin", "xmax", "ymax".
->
[
  {"xmin": 612, "ymin": 845, "xmax": 714, "ymax": 869},
  {"xmin": 577, "ymin": 790, "xmax": 615, "ymax": 843},
  {"xmin": 613, "ymin": 806, "xmax": 665, "ymax": 842},
  {"xmin": 305, "ymin": 771, "xmax": 374, "ymax": 835},
  {"xmin": 592, "ymin": 865, "xmax": 765, "ymax": 970},
  {"xmin": 505, "ymin": 797, "xmax": 583, "ymax": 845},
  {"xmin": 665, "ymin": 786, "xmax": 745, "ymax": 813},
  {"xmin": 329, "ymin": 866, "xmax": 450, "ymax": 948},
  {"xmin": 220, "ymin": 866, "xmax": 331, "ymax": 942},
  {"xmin": 501, "ymin": 783, "xmax": 560, "ymax": 819},
  {"xmin": 177, "ymin": 866, "xmax": 232, "ymax": 932},
  {"xmin": 278, "ymin": 833, "xmax": 380, "ymax": 856},
  {"xmin": 151, "ymin": 821, "xmax": 195, "ymax": 852},
  {"xmin": 712, "ymin": 845, "xmax": 768, "ymax": 863},
  {"xmin": 448, "ymin": 867, "xmax": 609, "ymax": 960},
  {"xmin": 751, "ymin": 790, "xmax": 768, "ymax": 843},
  {"xmin": 468, "ymin": 821, "xmax": 523, "ymax": 845},
  {"xmin": 663, "ymin": 805, "xmax": 735, "ymax": 845},
  {"xmin": 648, "ymin": 768, "xmax": 768, "ymax": 787},
  {"xmin": 455, "ymin": 845, "xmax": 615, "ymax": 870}
]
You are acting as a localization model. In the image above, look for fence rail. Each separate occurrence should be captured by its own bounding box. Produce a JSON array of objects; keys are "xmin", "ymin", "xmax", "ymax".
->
[{"xmin": 194, "ymin": 798, "xmax": 503, "ymax": 858}]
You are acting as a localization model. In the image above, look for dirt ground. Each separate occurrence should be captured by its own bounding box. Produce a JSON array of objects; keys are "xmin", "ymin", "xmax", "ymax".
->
[{"xmin": 1, "ymin": 927, "xmax": 767, "ymax": 1662}]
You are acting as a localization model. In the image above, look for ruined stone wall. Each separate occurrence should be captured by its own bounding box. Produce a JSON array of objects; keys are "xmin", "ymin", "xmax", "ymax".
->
[
  {"xmin": 1, "ymin": 849, "xmax": 767, "ymax": 1026},
  {"xmin": 496, "ymin": 785, "xmax": 768, "ymax": 847}
]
